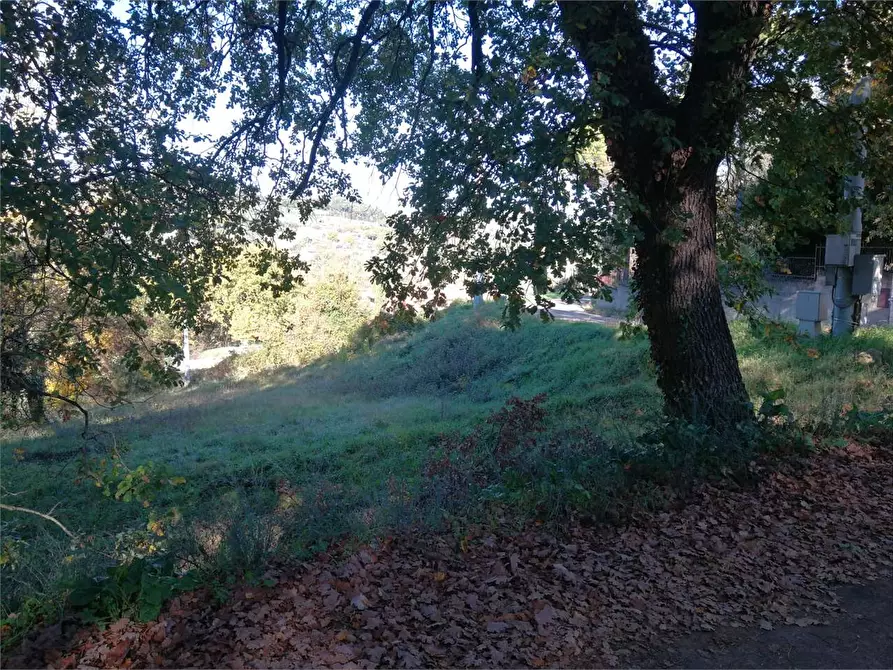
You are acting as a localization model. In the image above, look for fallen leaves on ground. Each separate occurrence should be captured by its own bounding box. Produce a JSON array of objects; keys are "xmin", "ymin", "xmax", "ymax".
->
[{"xmin": 8, "ymin": 443, "xmax": 892, "ymax": 669}]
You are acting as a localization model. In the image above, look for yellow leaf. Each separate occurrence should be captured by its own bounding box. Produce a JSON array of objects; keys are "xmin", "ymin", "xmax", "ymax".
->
[{"xmin": 433, "ymin": 571, "xmax": 447, "ymax": 582}]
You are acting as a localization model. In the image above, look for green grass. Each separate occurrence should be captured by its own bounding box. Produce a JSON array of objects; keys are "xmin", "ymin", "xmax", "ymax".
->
[
  {"xmin": 732, "ymin": 321, "xmax": 893, "ymax": 423},
  {"xmin": 2, "ymin": 304, "xmax": 891, "ymax": 631}
]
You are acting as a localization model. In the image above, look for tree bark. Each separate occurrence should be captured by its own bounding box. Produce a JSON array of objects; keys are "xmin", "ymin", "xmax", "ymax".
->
[
  {"xmin": 26, "ymin": 388, "xmax": 45, "ymax": 423},
  {"xmin": 634, "ymin": 171, "xmax": 751, "ymax": 425},
  {"xmin": 559, "ymin": 1, "xmax": 769, "ymax": 428}
]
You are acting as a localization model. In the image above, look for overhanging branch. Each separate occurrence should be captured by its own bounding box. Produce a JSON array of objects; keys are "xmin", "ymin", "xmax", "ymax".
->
[
  {"xmin": 468, "ymin": 1, "xmax": 485, "ymax": 80},
  {"xmin": 292, "ymin": 1, "xmax": 381, "ymax": 197}
]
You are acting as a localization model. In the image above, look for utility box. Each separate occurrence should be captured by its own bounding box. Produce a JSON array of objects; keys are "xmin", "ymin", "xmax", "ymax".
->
[
  {"xmin": 795, "ymin": 290, "xmax": 829, "ymax": 337},
  {"xmin": 852, "ymin": 254, "xmax": 885, "ymax": 298},
  {"xmin": 825, "ymin": 234, "xmax": 861, "ymax": 267}
]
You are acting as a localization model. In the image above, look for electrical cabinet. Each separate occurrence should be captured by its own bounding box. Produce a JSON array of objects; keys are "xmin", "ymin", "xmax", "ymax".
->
[
  {"xmin": 824, "ymin": 234, "xmax": 861, "ymax": 267},
  {"xmin": 852, "ymin": 254, "xmax": 885, "ymax": 297},
  {"xmin": 795, "ymin": 290, "xmax": 829, "ymax": 322}
]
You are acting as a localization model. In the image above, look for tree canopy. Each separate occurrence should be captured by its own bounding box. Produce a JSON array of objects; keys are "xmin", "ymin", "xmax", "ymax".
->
[{"xmin": 2, "ymin": 0, "xmax": 892, "ymax": 427}]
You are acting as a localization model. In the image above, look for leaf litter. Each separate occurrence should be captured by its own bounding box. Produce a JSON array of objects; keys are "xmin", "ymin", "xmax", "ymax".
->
[{"xmin": 8, "ymin": 443, "xmax": 892, "ymax": 668}]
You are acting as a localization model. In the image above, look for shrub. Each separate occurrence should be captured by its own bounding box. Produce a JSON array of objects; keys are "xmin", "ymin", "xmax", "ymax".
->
[
  {"xmin": 421, "ymin": 395, "xmax": 619, "ymax": 520},
  {"xmin": 66, "ymin": 556, "xmax": 198, "ymax": 625},
  {"xmin": 419, "ymin": 387, "xmax": 851, "ymax": 527},
  {"xmin": 208, "ymin": 250, "xmax": 371, "ymax": 375}
]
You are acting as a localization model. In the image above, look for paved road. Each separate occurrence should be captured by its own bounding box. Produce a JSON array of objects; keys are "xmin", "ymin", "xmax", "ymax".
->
[
  {"xmin": 638, "ymin": 579, "xmax": 893, "ymax": 669},
  {"xmin": 178, "ymin": 344, "xmax": 261, "ymax": 371}
]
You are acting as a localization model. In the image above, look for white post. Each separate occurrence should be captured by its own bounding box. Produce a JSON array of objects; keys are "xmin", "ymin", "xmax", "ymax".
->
[
  {"xmin": 182, "ymin": 328, "xmax": 191, "ymax": 382},
  {"xmin": 473, "ymin": 272, "xmax": 484, "ymax": 308}
]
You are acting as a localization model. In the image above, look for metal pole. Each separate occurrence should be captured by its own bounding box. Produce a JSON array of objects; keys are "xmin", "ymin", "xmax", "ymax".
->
[{"xmin": 831, "ymin": 77, "xmax": 870, "ymax": 336}]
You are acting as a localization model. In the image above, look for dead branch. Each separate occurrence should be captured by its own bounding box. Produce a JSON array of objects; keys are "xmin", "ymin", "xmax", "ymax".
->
[{"xmin": 0, "ymin": 503, "xmax": 77, "ymax": 539}]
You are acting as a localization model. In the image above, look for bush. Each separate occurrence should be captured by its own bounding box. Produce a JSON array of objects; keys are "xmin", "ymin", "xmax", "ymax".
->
[
  {"xmin": 421, "ymin": 395, "xmax": 621, "ymax": 521},
  {"xmin": 208, "ymin": 250, "xmax": 371, "ymax": 375},
  {"xmin": 419, "ymin": 388, "xmax": 852, "ymax": 528},
  {"xmin": 66, "ymin": 556, "xmax": 198, "ymax": 625}
]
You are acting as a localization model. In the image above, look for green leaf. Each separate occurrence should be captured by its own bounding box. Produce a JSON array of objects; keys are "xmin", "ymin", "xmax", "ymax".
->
[
  {"xmin": 138, "ymin": 600, "xmax": 163, "ymax": 622},
  {"xmin": 764, "ymin": 388, "xmax": 786, "ymax": 402}
]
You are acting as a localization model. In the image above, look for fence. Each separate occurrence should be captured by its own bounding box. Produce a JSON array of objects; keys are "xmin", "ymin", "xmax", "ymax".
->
[
  {"xmin": 769, "ymin": 256, "xmax": 818, "ymax": 280},
  {"xmin": 767, "ymin": 245, "xmax": 893, "ymax": 282},
  {"xmin": 814, "ymin": 245, "xmax": 893, "ymax": 275}
]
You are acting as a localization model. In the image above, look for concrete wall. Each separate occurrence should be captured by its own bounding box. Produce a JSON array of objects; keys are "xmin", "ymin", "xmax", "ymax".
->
[{"xmin": 591, "ymin": 272, "xmax": 893, "ymax": 327}]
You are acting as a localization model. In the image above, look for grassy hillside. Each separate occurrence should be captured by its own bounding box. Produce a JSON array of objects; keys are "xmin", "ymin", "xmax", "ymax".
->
[{"xmin": 2, "ymin": 304, "xmax": 891, "ymax": 632}]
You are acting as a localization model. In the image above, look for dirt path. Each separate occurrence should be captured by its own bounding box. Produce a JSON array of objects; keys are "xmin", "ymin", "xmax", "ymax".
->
[
  {"xmin": 639, "ymin": 579, "xmax": 893, "ymax": 669},
  {"xmin": 550, "ymin": 302, "xmax": 621, "ymax": 325},
  {"xmin": 7, "ymin": 443, "xmax": 891, "ymax": 669}
]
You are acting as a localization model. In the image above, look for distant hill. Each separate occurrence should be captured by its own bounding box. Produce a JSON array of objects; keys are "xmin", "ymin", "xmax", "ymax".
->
[
  {"xmin": 279, "ymin": 197, "xmax": 471, "ymax": 309},
  {"xmin": 280, "ymin": 200, "xmax": 392, "ymax": 308}
]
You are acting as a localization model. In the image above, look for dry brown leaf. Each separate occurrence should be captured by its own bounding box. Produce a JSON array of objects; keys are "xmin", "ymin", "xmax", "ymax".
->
[
  {"xmin": 534, "ymin": 605, "xmax": 555, "ymax": 627},
  {"xmin": 350, "ymin": 593, "xmax": 370, "ymax": 610}
]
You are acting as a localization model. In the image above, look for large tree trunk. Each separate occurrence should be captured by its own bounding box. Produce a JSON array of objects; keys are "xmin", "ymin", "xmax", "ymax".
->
[
  {"xmin": 26, "ymin": 388, "xmax": 46, "ymax": 423},
  {"xmin": 559, "ymin": 0, "xmax": 768, "ymax": 429},
  {"xmin": 633, "ymin": 172, "xmax": 751, "ymax": 426}
]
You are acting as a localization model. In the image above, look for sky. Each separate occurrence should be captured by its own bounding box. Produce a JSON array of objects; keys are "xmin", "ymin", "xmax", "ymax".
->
[
  {"xmin": 179, "ymin": 99, "xmax": 406, "ymax": 215},
  {"xmin": 112, "ymin": 0, "xmax": 407, "ymax": 215}
]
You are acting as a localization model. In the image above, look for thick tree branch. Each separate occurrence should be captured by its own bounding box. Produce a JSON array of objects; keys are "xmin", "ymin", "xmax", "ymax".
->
[
  {"xmin": 559, "ymin": 2, "xmax": 668, "ymax": 113},
  {"xmin": 468, "ymin": 1, "xmax": 484, "ymax": 80},
  {"xmin": 558, "ymin": 2, "xmax": 671, "ymax": 186},
  {"xmin": 274, "ymin": 0, "xmax": 290, "ymax": 107},
  {"xmin": 293, "ymin": 1, "xmax": 380, "ymax": 197},
  {"xmin": 676, "ymin": 1, "xmax": 770, "ymax": 162}
]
